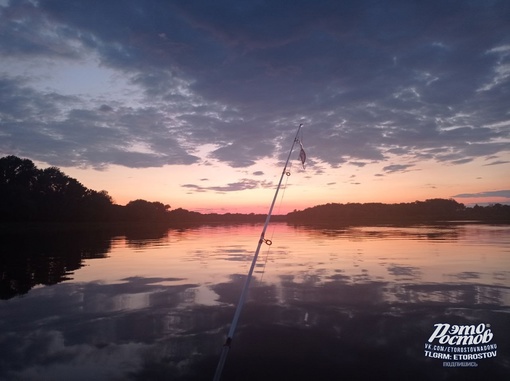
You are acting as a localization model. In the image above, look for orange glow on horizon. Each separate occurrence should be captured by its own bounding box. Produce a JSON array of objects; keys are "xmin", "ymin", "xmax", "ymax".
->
[
  {"xmin": 69, "ymin": 224, "xmax": 510, "ymax": 292},
  {"xmin": 44, "ymin": 153, "xmax": 510, "ymax": 215}
]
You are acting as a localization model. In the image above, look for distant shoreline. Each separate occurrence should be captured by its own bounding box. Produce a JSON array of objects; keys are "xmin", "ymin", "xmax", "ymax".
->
[
  {"xmin": 1, "ymin": 217, "xmax": 508, "ymax": 235},
  {"xmin": 2, "ymin": 156, "xmax": 509, "ymax": 226}
]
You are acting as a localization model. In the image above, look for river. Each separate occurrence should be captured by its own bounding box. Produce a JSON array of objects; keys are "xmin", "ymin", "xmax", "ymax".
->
[{"xmin": 1, "ymin": 223, "xmax": 509, "ymax": 380}]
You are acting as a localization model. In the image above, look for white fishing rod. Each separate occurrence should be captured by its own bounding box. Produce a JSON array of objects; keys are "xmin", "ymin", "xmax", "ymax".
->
[{"xmin": 213, "ymin": 123, "xmax": 305, "ymax": 381}]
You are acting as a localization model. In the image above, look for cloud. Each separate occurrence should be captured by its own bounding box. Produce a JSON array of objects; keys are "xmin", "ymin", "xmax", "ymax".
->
[
  {"xmin": 484, "ymin": 160, "xmax": 510, "ymax": 166},
  {"xmin": 0, "ymin": 0, "xmax": 509, "ymax": 170},
  {"xmin": 98, "ymin": 104, "xmax": 113, "ymax": 113},
  {"xmin": 349, "ymin": 161, "xmax": 368, "ymax": 168},
  {"xmin": 382, "ymin": 164, "xmax": 414, "ymax": 173},
  {"xmin": 0, "ymin": 78, "xmax": 200, "ymax": 168},
  {"xmin": 451, "ymin": 158, "xmax": 473, "ymax": 165},
  {"xmin": 452, "ymin": 190, "xmax": 510, "ymax": 199},
  {"xmin": 182, "ymin": 178, "xmax": 273, "ymax": 193},
  {"xmin": 210, "ymin": 140, "xmax": 275, "ymax": 168}
]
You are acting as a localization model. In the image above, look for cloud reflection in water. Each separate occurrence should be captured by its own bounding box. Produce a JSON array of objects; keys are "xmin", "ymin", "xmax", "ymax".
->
[{"xmin": 0, "ymin": 223, "xmax": 509, "ymax": 380}]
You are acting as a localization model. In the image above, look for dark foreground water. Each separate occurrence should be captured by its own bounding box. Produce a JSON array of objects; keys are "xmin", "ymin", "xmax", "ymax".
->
[{"xmin": 1, "ymin": 223, "xmax": 509, "ymax": 380}]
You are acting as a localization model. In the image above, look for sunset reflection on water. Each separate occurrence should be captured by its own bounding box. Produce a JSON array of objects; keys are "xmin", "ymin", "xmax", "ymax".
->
[
  {"xmin": 70, "ymin": 223, "xmax": 510, "ymax": 308},
  {"xmin": 1, "ymin": 223, "xmax": 509, "ymax": 381}
]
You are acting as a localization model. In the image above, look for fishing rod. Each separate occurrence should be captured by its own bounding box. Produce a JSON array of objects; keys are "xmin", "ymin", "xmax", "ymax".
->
[{"xmin": 213, "ymin": 123, "xmax": 305, "ymax": 381}]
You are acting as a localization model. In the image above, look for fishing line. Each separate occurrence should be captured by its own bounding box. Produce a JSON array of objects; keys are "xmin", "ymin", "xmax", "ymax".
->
[
  {"xmin": 259, "ymin": 160, "xmax": 293, "ymax": 282},
  {"xmin": 213, "ymin": 123, "xmax": 305, "ymax": 381},
  {"xmin": 259, "ymin": 127, "xmax": 305, "ymax": 281},
  {"xmin": 258, "ymin": 237, "xmax": 272, "ymax": 283}
]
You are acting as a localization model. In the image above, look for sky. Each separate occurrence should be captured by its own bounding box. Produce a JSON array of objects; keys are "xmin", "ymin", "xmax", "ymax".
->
[{"xmin": 1, "ymin": 0, "xmax": 509, "ymax": 214}]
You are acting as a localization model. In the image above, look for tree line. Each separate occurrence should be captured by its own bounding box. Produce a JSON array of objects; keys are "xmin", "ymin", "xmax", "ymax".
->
[
  {"xmin": 1, "ymin": 155, "xmax": 508, "ymax": 225},
  {"xmin": 287, "ymin": 199, "xmax": 510, "ymax": 225},
  {"xmin": 0, "ymin": 155, "xmax": 272, "ymax": 224},
  {"xmin": 0, "ymin": 155, "xmax": 180, "ymax": 223}
]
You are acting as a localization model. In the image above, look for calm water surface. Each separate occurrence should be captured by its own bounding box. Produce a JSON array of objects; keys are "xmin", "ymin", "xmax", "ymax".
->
[{"xmin": 1, "ymin": 223, "xmax": 509, "ymax": 380}]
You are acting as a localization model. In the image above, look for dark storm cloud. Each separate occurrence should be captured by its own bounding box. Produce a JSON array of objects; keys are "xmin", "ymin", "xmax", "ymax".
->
[{"xmin": 1, "ymin": 0, "xmax": 509, "ymax": 169}]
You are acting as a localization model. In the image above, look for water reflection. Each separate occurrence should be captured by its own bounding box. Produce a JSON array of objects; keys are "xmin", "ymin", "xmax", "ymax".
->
[
  {"xmin": 0, "ymin": 227, "xmax": 112, "ymax": 299},
  {"xmin": 0, "ymin": 223, "xmax": 509, "ymax": 380}
]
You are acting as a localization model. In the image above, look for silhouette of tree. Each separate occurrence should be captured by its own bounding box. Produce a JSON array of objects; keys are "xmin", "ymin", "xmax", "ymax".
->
[
  {"xmin": 2, "ymin": 155, "xmax": 508, "ymax": 225},
  {"xmin": 0, "ymin": 156, "xmax": 114, "ymax": 222},
  {"xmin": 0, "ymin": 155, "xmax": 39, "ymax": 221},
  {"xmin": 123, "ymin": 199, "xmax": 171, "ymax": 222},
  {"xmin": 0, "ymin": 228, "xmax": 112, "ymax": 299},
  {"xmin": 287, "ymin": 199, "xmax": 481, "ymax": 225}
]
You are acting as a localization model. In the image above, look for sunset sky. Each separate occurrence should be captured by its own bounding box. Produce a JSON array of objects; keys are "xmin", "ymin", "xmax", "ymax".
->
[{"xmin": 1, "ymin": 0, "xmax": 509, "ymax": 213}]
